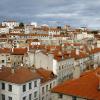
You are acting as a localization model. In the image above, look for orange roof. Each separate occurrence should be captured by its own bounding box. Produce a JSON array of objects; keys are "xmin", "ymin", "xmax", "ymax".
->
[
  {"xmin": 29, "ymin": 45, "xmax": 62, "ymax": 51},
  {"xmin": 70, "ymin": 50, "xmax": 88, "ymax": 60},
  {"xmin": 0, "ymin": 67, "xmax": 40, "ymax": 84},
  {"xmin": 52, "ymin": 68, "xmax": 100, "ymax": 100},
  {"xmin": 90, "ymin": 48, "xmax": 100, "ymax": 54},
  {"xmin": 36, "ymin": 68, "xmax": 56, "ymax": 84},
  {"xmin": 32, "ymin": 39, "xmax": 40, "ymax": 42},
  {"xmin": 11, "ymin": 48, "xmax": 27, "ymax": 55},
  {"xmin": 54, "ymin": 51, "xmax": 71, "ymax": 61},
  {"xmin": 8, "ymin": 33, "xmax": 49, "ymax": 36},
  {"xmin": 0, "ymin": 48, "xmax": 11, "ymax": 53}
]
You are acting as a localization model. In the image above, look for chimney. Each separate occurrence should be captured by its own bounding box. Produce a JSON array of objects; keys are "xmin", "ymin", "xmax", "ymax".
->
[
  {"xmin": 11, "ymin": 47, "xmax": 14, "ymax": 53},
  {"xmin": 76, "ymin": 49, "xmax": 79, "ymax": 55},
  {"xmin": 21, "ymin": 63, "xmax": 23, "ymax": 67},
  {"xmin": 92, "ymin": 45, "xmax": 94, "ymax": 49},
  {"xmin": 11, "ymin": 68, "xmax": 15, "ymax": 74},
  {"xmin": 73, "ymin": 66, "xmax": 81, "ymax": 79},
  {"xmin": 27, "ymin": 46, "xmax": 29, "ymax": 51}
]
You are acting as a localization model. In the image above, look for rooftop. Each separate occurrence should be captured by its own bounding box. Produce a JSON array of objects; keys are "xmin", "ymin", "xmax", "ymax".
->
[
  {"xmin": 36, "ymin": 68, "xmax": 56, "ymax": 84},
  {"xmin": 52, "ymin": 68, "xmax": 100, "ymax": 100},
  {"xmin": 0, "ymin": 67, "xmax": 40, "ymax": 84}
]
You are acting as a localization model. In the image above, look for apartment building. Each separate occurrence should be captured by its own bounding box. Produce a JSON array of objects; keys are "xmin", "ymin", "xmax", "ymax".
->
[
  {"xmin": 2, "ymin": 21, "xmax": 19, "ymax": 29},
  {"xmin": 0, "ymin": 67, "xmax": 41, "ymax": 100},
  {"xmin": 23, "ymin": 50, "xmax": 74, "ymax": 83},
  {"xmin": 36, "ymin": 68, "xmax": 57, "ymax": 100}
]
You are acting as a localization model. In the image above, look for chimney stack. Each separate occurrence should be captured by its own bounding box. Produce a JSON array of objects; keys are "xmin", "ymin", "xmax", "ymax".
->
[
  {"xmin": 11, "ymin": 67, "xmax": 15, "ymax": 74},
  {"xmin": 76, "ymin": 49, "xmax": 79, "ymax": 55},
  {"xmin": 11, "ymin": 47, "xmax": 14, "ymax": 53}
]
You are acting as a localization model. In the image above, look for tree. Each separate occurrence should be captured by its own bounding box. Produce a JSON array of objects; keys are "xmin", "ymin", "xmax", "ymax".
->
[{"xmin": 19, "ymin": 22, "xmax": 24, "ymax": 28}]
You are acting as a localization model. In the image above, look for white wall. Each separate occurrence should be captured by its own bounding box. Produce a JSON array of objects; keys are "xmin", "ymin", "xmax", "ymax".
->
[{"xmin": 0, "ymin": 79, "xmax": 40, "ymax": 100}]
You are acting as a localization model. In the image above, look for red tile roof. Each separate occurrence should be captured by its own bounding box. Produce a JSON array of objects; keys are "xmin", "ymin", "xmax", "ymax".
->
[
  {"xmin": 52, "ymin": 68, "xmax": 100, "ymax": 100},
  {"xmin": 0, "ymin": 48, "xmax": 11, "ymax": 53},
  {"xmin": 90, "ymin": 48, "xmax": 100, "ymax": 54},
  {"xmin": 0, "ymin": 67, "xmax": 40, "ymax": 84},
  {"xmin": 54, "ymin": 51, "xmax": 71, "ymax": 61},
  {"xmin": 36, "ymin": 68, "xmax": 56, "ymax": 84},
  {"xmin": 11, "ymin": 48, "xmax": 27, "ymax": 55},
  {"xmin": 70, "ymin": 50, "xmax": 88, "ymax": 60}
]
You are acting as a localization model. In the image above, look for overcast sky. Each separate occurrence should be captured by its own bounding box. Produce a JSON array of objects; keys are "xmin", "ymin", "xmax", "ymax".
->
[{"xmin": 0, "ymin": 0, "xmax": 100, "ymax": 28}]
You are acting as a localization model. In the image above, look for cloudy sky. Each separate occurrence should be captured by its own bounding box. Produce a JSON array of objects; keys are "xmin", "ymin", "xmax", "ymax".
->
[{"xmin": 0, "ymin": 0, "xmax": 100, "ymax": 28}]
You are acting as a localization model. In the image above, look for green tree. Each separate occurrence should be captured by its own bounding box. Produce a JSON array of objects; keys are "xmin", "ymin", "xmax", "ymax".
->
[{"xmin": 19, "ymin": 22, "xmax": 24, "ymax": 28}]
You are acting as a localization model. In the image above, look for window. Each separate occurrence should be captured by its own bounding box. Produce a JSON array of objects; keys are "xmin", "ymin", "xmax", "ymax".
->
[
  {"xmin": 46, "ymin": 85, "xmax": 48, "ymax": 92},
  {"xmin": 23, "ymin": 96, "xmax": 26, "ymax": 100},
  {"xmin": 59, "ymin": 66, "xmax": 61, "ymax": 70},
  {"xmin": 7, "ymin": 57, "xmax": 10, "ymax": 61},
  {"xmin": 34, "ymin": 99, "xmax": 38, "ymax": 100},
  {"xmin": 58, "ymin": 94, "xmax": 63, "ymax": 98},
  {"xmin": 23, "ymin": 85, "xmax": 26, "ymax": 92},
  {"xmin": 8, "ymin": 85, "xmax": 12, "ymax": 92},
  {"xmin": 34, "ymin": 81, "xmax": 37, "ymax": 87},
  {"xmin": 29, "ymin": 94, "xmax": 32, "ymax": 100},
  {"xmin": 34, "ymin": 91, "xmax": 37, "ymax": 98},
  {"xmin": 62, "ymin": 65, "xmax": 64, "ymax": 69},
  {"xmin": 1, "ymin": 94, "xmax": 5, "ymax": 100},
  {"xmin": 50, "ymin": 83, "xmax": 52, "ymax": 89},
  {"xmin": 2, "ymin": 60, "xmax": 5, "ymax": 63},
  {"xmin": 72, "ymin": 96, "xmax": 76, "ymax": 100},
  {"xmin": 42, "ymin": 97, "xmax": 44, "ymax": 100},
  {"xmin": 2, "ymin": 83, "xmax": 5, "ymax": 90},
  {"xmin": 29, "ymin": 82, "xmax": 32, "ymax": 89},
  {"xmin": 53, "ymin": 81, "xmax": 55, "ymax": 86},
  {"xmin": 42, "ymin": 87, "xmax": 44, "ymax": 94},
  {"xmin": 8, "ymin": 96, "xmax": 12, "ymax": 100}
]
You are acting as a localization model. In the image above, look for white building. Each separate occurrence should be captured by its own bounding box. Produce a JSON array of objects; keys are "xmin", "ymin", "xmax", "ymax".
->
[
  {"xmin": 0, "ymin": 25, "xmax": 9, "ymax": 34},
  {"xmin": 2, "ymin": 21, "xmax": 19, "ymax": 29},
  {"xmin": 23, "ymin": 50, "xmax": 74, "ymax": 82},
  {"xmin": 0, "ymin": 67, "xmax": 41, "ymax": 100},
  {"xmin": 24, "ymin": 25, "xmax": 35, "ymax": 34},
  {"xmin": 31, "ymin": 39, "xmax": 41, "ymax": 45},
  {"xmin": 0, "ymin": 48, "xmax": 11, "ymax": 68},
  {"xmin": 36, "ymin": 68, "xmax": 57, "ymax": 100},
  {"xmin": 48, "ymin": 28, "xmax": 61, "ymax": 35},
  {"xmin": 31, "ymin": 22, "xmax": 38, "ymax": 27}
]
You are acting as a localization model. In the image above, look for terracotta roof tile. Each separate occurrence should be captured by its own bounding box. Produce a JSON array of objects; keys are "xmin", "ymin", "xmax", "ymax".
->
[
  {"xmin": 52, "ymin": 68, "xmax": 100, "ymax": 100},
  {"xmin": 0, "ymin": 48, "xmax": 11, "ymax": 53},
  {"xmin": 36, "ymin": 68, "xmax": 56, "ymax": 83},
  {"xmin": 11, "ymin": 48, "xmax": 27, "ymax": 55},
  {"xmin": 0, "ymin": 67, "xmax": 40, "ymax": 84},
  {"xmin": 90, "ymin": 48, "xmax": 100, "ymax": 54}
]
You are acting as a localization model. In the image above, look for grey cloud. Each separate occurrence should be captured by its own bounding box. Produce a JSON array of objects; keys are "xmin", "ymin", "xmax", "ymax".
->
[{"xmin": 0, "ymin": 0, "xmax": 100, "ymax": 28}]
